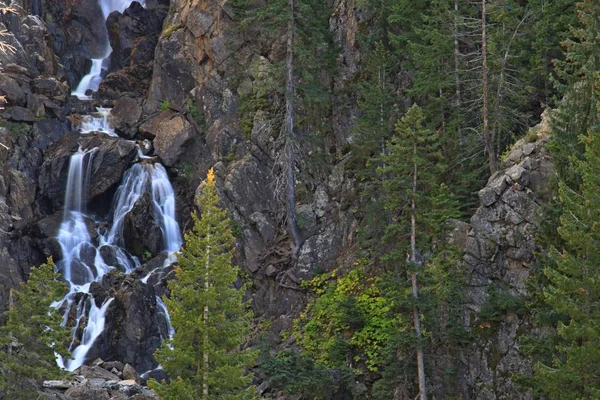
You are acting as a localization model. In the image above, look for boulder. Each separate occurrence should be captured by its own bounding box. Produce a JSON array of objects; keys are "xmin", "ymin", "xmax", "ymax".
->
[
  {"xmin": 122, "ymin": 364, "xmax": 141, "ymax": 382},
  {"xmin": 87, "ymin": 271, "xmax": 163, "ymax": 373},
  {"xmin": 110, "ymin": 96, "xmax": 142, "ymax": 139},
  {"xmin": 32, "ymin": 77, "xmax": 69, "ymax": 100},
  {"xmin": 140, "ymin": 111, "xmax": 195, "ymax": 166},
  {"xmin": 63, "ymin": 385, "xmax": 111, "ymax": 400},
  {"xmin": 8, "ymin": 106, "xmax": 36, "ymax": 122},
  {"xmin": 0, "ymin": 73, "xmax": 26, "ymax": 105},
  {"xmin": 123, "ymin": 189, "xmax": 164, "ymax": 257},
  {"xmin": 78, "ymin": 365, "xmax": 120, "ymax": 381}
]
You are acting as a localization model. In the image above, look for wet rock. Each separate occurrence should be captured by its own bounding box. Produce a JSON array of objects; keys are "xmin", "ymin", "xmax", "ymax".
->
[
  {"xmin": 97, "ymin": 1, "xmax": 166, "ymax": 99},
  {"xmin": 88, "ymin": 272, "xmax": 163, "ymax": 373},
  {"xmin": 123, "ymin": 190, "xmax": 163, "ymax": 257},
  {"xmin": 38, "ymin": 132, "xmax": 137, "ymax": 210}
]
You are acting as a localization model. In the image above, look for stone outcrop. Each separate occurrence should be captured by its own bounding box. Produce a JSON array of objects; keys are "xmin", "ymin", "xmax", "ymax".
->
[
  {"xmin": 99, "ymin": 0, "xmax": 168, "ymax": 99},
  {"xmin": 41, "ymin": 360, "xmax": 159, "ymax": 400},
  {"xmin": 139, "ymin": 110, "xmax": 196, "ymax": 166},
  {"xmin": 458, "ymin": 119, "xmax": 553, "ymax": 399}
]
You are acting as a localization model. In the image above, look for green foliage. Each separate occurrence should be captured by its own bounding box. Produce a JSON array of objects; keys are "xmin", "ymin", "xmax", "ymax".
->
[
  {"xmin": 259, "ymin": 347, "xmax": 355, "ymax": 399},
  {"xmin": 525, "ymin": 123, "xmax": 600, "ymax": 398},
  {"xmin": 296, "ymin": 264, "xmax": 400, "ymax": 374},
  {"xmin": 150, "ymin": 170, "xmax": 257, "ymax": 400},
  {"xmin": 478, "ymin": 285, "xmax": 527, "ymax": 330},
  {"xmin": 233, "ymin": 0, "xmax": 337, "ymax": 138},
  {"xmin": 0, "ymin": 258, "xmax": 69, "ymax": 400},
  {"xmin": 549, "ymin": 0, "xmax": 600, "ymax": 186},
  {"xmin": 186, "ymin": 98, "xmax": 207, "ymax": 130},
  {"xmin": 0, "ymin": 120, "xmax": 28, "ymax": 136},
  {"xmin": 160, "ymin": 100, "xmax": 171, "ymax": 111}
]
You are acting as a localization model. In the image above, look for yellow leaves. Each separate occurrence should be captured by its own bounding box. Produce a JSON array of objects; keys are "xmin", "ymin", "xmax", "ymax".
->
[{"xmin": 206, "ymin": 167, "xmax": 216, "ymax": 187}]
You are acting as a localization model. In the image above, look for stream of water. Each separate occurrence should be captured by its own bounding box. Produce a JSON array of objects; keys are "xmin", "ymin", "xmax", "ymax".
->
[
  {"xmin": 72, "ymin": 0, "xmax": 145, "ymax": 99},
  {"xmin": 55, "ymin": 110, "xmax": 180, "ymax": 371}
]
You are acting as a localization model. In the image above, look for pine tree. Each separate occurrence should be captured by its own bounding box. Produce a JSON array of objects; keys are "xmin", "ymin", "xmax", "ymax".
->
[
  {"xmin": 532, "ymin": 127, "xmax": 600, "ymax": 399},
  {"xmin": 0, "ymin": 258, "xmax": 69, "ymax": 400},
  {"xmin": 549, "ymin": 0, "xmax": 600, "ymax": 186},
  {"xmin": 150, "ymin": 169, "xmax": 257, "ymax": 400},
  {"xmin": 379, "ymin": 104, "xmax": 460, "ymax": 400}
]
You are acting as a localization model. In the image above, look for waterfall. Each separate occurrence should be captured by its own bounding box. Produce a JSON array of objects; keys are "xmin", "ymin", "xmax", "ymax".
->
[
  {"xmin": 80, "ymin": 107, "xmax": 117, "ymax": 136},
  {"xmin": 150, "ymin": 164, "xmax": 183, "ymax": 254},
  {"xmin": 102, "ymin": 163, "xmax": 148, "ymax": 248},
  {"xmin": 55, "ymin": 114, "xmax": 181, "ymax": 370},
  {"xmin": 72, "ymin": 0, "xmax": 146, "ymax": 99}
]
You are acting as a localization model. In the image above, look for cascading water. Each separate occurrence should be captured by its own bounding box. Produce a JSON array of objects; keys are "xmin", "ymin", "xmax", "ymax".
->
[
  {"xmin": 72, "ymin": 0, "xmax": 146, "ymax": 99},
  {"xmin": 55, "ymin": 111, "xmax": 181, "ymax": 371},
  {"xmin": 80, "ymin": 107, "xmax": 117, "ymax": 136}
]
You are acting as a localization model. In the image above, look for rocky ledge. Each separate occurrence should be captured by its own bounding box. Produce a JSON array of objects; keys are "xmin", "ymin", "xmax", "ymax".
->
[{"xmin": 42, "ymin": 359, "xmax": 159, "ymax": 400}]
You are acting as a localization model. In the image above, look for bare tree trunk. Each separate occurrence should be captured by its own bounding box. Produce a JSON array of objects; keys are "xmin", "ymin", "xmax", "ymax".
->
[
  {"xmin": 454, "ymin": 0, "xmax": 461, "ymax": 108},
  {"xmin": 202, "ymin": 237, "xmax": 210, "ymax": 399},
  {"xmin": 493, "ymin": 14, "xmax": 528, "ymax": 161},
  {"xmin": 411, "ymin": 142, "xmax": 427, "ymax": 400},
  {"xmin": 284, "ymin": 0, "xmax": 303, "ymax": 256},
  {"xmin": 481, "ymin": 0, "xmax": 496, "ymax": 174}
]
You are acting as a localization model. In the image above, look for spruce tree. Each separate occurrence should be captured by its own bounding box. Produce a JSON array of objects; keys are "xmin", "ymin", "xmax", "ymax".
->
[
  {"xmin": 532, "ymin": 127, "xmax": 600, "ymax": 399},
  {"xmin": 150, "ymin": 169, "xmax": 256, "ymax": 400},
  {"xmin": 0, "ymin": 258, "xmax": 69, "ymax": 400},
  {"xmin": 379, "ymin": 104, "xmax": 460, "ymax": 400},
  {"xmin": 550, "ymin": 0, "xmax": 600, "ymax": 186}
]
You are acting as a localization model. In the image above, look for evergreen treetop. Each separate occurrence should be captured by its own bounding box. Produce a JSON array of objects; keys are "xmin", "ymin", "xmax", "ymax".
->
[
  {"xmin": 150, "ymin": 169, "xmax": 257, "ymax": 400},
  {"xmin": 0, "ymin": 258, "xmax": 69, "ymax": 400}
]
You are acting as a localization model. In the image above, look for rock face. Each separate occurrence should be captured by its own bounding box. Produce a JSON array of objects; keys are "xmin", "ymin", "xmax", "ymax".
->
[
  {"xmin": 99, "ymin": 1, "xmax": 168, "ymax": 98},
  {"xmin": 38, "ymin": 132, "xmax": 137, "ymax": 211},
  {"xmin": 87, "ymin": 271, "xmax": 164, "ymax": 373},
  {"xmin": 139, "ymin": 110, "xmax": 196, "ymax": 166},
  {"xmin": 459, "ymin": 125, "xmax": 553, "ymax": 399}
]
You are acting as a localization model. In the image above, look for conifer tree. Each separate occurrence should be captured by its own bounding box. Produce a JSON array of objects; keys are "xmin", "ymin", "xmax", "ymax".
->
[
  {"xmin": 0, "ymin": 258, "xmax": 69, "ymax": 400},
  {"xmin": 150, "ymin": 169, "xmax": 256, "ymax": 400},
  {"xmin": 550, "ymin": 0, "xmax": 600, "ymax": 185},
  {"xmin": 532, "ymin": 127, "xmax": 600, "ymax": 399},
  {"xmin": 379, "ymin": 104, "xmax": 460, "ymax": 400}
]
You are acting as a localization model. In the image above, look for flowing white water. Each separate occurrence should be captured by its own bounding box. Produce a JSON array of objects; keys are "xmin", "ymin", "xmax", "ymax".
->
[
  {"xmin": 156, "ymin": 296, "xmax": 175, "ymax": 343},
  {"xmin": 72, "ymin": 0, "xmax": 145, "ymax": 99},
  {"xmin": 55, "ymin": 128, "xmax": 181, "ymax": 370},
  {"xmin": 80, "ymin": 107, "xmax": 117, "ymax": 136},
  {"xmin": 151, "ymin": 164, "xmax": 183, "ymax": 254},
  {"xmin": 102, "ymin": 163, "xmax": 148, "ymax": 249}
]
